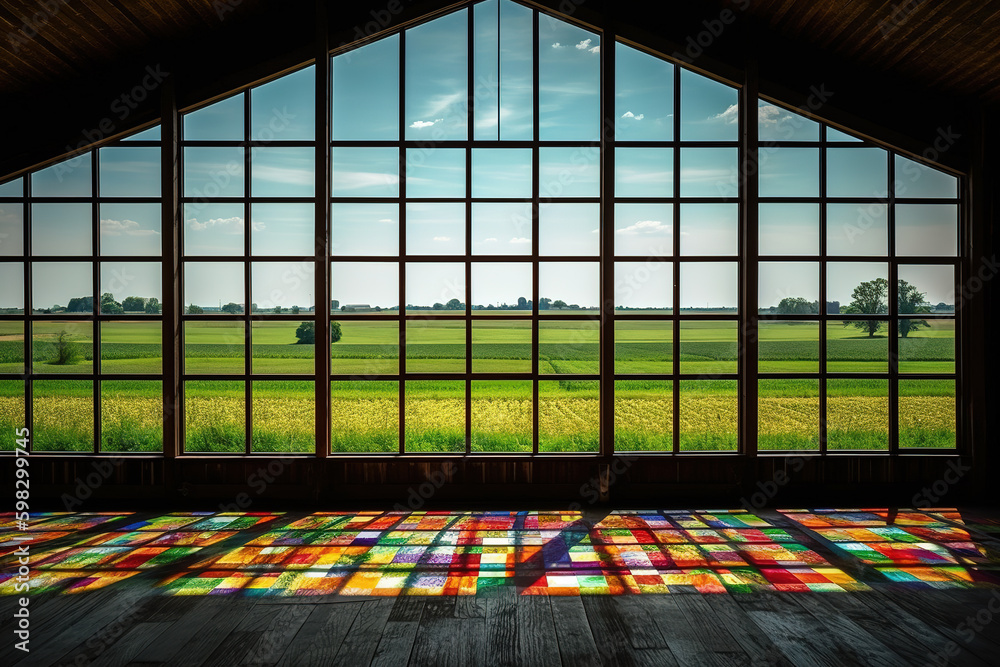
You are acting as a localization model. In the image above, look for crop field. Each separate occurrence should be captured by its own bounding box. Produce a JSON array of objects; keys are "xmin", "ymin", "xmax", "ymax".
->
[{"xmin": 0, "ymin": 319, "xmax": 956, "ymax": 452}]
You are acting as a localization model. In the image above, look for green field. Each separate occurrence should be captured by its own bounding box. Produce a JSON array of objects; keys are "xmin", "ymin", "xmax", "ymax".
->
[{"xmin": 0, "ymin": 318, "xmax": 956, "ymax": 452}]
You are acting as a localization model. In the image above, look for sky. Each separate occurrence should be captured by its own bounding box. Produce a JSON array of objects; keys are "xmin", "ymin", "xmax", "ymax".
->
[{"xmin": 0, "ymin": 0, "xmax": 961, "ymax": 314}]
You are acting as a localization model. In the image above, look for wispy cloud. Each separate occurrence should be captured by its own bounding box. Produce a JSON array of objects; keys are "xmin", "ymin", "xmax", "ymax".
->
[
  {"xmin": 712, "ymin": 104, "xmax": 739, "ymax": 125},
  {"xmin": 100, "ymin": 218, "xmax": 160, "ymax": 237},
  {"xmin": 483, "ymin": 237, "xmax": 498, "ymax": 243},
  {"xmin": 433, "ymin": 236, "xmax": 451, "ymax": 242},
  {"xmin": 509, "ymin": 237, "xmax": 530, "ymax": 244},
  {"xmin": 409, "ymin": 118, "xmax": 444, "ymax": 129},
  {"xmin": 185, "ymin": 216, "xmax": 250, "ymax": 233},
  {"xmin": 551, "ymin": 42, "xmax": 564, "ymax": 49},
  {"xmin": 621, "ymin": 111, "xmax": 645, "ymax": 121},
  {"xmin": 616, "ymin": 220, "xmax": 670, "ymax": 235},
  {"xmin": 378, "ymin": 218, "xmax": 395, "ymax": 224}
]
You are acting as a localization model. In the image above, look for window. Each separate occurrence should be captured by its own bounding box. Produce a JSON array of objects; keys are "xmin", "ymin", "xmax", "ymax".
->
[{"xmin": 0, "ymin": 0, "xmax": 962, "ymax": 456}]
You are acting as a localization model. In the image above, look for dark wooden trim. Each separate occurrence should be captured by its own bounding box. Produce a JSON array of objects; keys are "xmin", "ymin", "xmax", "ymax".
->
[{"xmin": 161, "ymin": 75, "xmax": 180, "ymax": 461}]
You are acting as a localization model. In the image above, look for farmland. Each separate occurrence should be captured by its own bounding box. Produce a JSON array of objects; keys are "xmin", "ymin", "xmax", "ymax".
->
[{"xmin": 0, "ymin": 318, "xmax": 956, "ymax": 452}]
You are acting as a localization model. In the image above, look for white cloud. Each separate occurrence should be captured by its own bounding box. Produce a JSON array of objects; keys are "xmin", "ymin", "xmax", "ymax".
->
[
  {"xmin": 483, "ymin": 237, "xmax": 498, "ymax": 243},
  {"xmin": 509, "ymin": 237, "xmax": 530, "ymax": 244},
  {"xmin": 433, "ymin": 236, "xmax": 451, "ymax": 242},
  {"xmin": 712, "ymin": 104, "xmax": 740, "ymax": 125},
  {"xmin": 621, "ymin": 111, "xmax": 645, "ymax": 120},
  {"xmin": 758, "ymin": 104, "xmax": 785, "ymax": 126},
  {"xmin": 378, "ymin": 218, "xmax": 395, "ymax": 224},
  {"xmin": 589, "ymin": 45, "xmax": 600, "ymax": 54},
  {"xmin": 100, "ymin": 218, "xmax": 161, "ymax": 237},
  {"xmin": 551, "ymin": 42, "xmax": 564, "ymax": 49},
  {"xmin": 333, "ymin": 171, "xmax": 400, "ymax": 191},
  {"xmin": 409, "ymin": 119, "xmax": 443, "ymax": 129},
  {"xmin": 591, "ymin": 228, "xmax": 600, "ymax": 233},
  {"xmin": 616, "ymin": 220, "xmax": 671, "ymax": 235},
  {"xmin": 575, "ymin": 39, "xmax": 592, "ymax": 50},
  {"xmin": 185, "ymin": 216, "xmax": 246, "ymax": 233}
]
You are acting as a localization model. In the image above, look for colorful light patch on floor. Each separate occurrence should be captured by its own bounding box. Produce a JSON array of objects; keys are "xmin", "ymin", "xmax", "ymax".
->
[{"xmin": 1, "ymin": 509, "xmax": 997, "ymax": 596}]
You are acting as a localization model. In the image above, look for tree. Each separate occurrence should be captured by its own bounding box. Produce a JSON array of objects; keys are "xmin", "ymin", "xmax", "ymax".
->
[
  {"xmin": 122, "ymin": 296, "xmax": 146, "ymax": 312},
  {"xmin": 331, "ymin": 300, "xmax": 340, "ymax": 311},
  {"xmin": 187, "ymin": 304, "xmax": 204, "ymax": 314},
  {"xmin": 898, "ymin": 279, "xmax": 931, "ymax": 338},
  {"xmin": 291, "ymin": 305, "xmax": 300, "ymax": 315},
  {"xmin": 552, "ymin": 300, "xmax": 567, "ymax": 309},
  {"xmin": 446, "ymin": 298, "xmax": 463, "ymax": 310},
  {"xmin": 539, "ymin": 298, "xmax": 552, "ymax": 311},
  {"xmin": 144, "ymin": 298, "xmax": 160, "ymax": 314},
  {"xmin": 66, "ymin": 296, "xmax": 93, "ymax": 313},
  {"xmin": 273, "ymin": 306, "xmax": 283, "ymax": 314},
  {"xmin": 221, "ymin": 302, "xmax": 242, "ymax": 314},
  {"xmin": 295, "ymin": 321, "xmax": 342, "ymax": 344},
  {"xmin": 433, "ymin": 302, "xmax": 444, "ymax": 310},
  {"xmin": 50, "ymin": 330, "xmax": 82, "ymax": 366},
  {"xmin": 101, "ymin": 293, "xmax": 124, "ymax": 314},
  {"xmin": 517, "ymin": 296, "xmax": 528, "ymax": 310},
  {"xmin": 776, "ymin": 297, "xmax": 818, "ymax": 315},
  {"xmin": 843, "ymin": 278, "xmax": 888, "ymax": 337}
]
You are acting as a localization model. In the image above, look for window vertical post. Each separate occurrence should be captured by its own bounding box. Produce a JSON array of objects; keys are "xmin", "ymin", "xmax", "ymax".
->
[
  {"xmin": 741, "ymin": 59, "xmax": 759, "ymax": 457},
  {"xmin": 599, "ymin": 22, "xmax": 616, "ymax": 459},
  {"xmin": 161, "ymin": 75, "xmax": 181, "ymax": 461},
  {"xmin": 316, "ymin": 0, "xmax": 331, "ymax": 459}
]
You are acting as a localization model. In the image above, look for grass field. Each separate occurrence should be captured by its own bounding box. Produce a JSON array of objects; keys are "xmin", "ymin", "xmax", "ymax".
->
[{"xmin": 0, "ymin": 319, "xmax": 956, "ymax": 452}]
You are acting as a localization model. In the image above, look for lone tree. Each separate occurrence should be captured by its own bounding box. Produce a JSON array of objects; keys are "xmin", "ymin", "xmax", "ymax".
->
[
  {"xmin": 221, "ymin": 302, "xmax": 242, "ymax": 314},
  {"xmin": 776, "ymin": 297, "xmax": 819, "ymax": 315},
  {"xmin": 843, "ymin": 277, "xmax": 888, "ymax": 337},
  {"xmin": 898, "ymin": 279, "xmax": 931, "ymax": 338},
  {"xmin": 295, "ymin": 321, "xmax": 342, "ymax": 344},
  {"xmin": 552, "ymin": 299, "xmax": 567, "ymax": 309},
  {"xmin": 50, "ymin": 330, "xmax": 81, "ymax": 366}
]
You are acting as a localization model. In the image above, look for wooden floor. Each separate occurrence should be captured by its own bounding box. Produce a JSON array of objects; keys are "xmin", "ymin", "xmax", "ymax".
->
[{"xmin": 3, "ymin": 508, "xmax": 1000, "ymax": 666}]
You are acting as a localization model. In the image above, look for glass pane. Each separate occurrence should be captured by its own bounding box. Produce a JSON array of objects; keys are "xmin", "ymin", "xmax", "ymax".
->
[
  {"xmin": 332, "ymin": 147, "xmax": 399, "ymax": 198},
  {"xmin": 405, "ymin": 380, "xmax": 465, "ymax": 452},
  {"xmin": 615, "ymin": 260, "xmax": 672, "ymax": 312},
  {"xmin": 899, "ymin": 319, "xmax": 954, "ymax": 374},
  {"xmin": 0, "ymin": 321, "xmax": 24, "ymax": 373},
  {"xmin": 185, "ymin": 380, "xmax": 244, "ymax": 452},
  {"xmin": 405, "ymin": 262, "xmax": 464, "ymax": 313},
  {"xmin": 100, "ymin": 203, "xmax": 161, "ymax": 256},
  {"xmin": 406, "ymin": 320, "xmax": 466, "ymax": 373},
  {"xmin": 827, "ymin": 379, "xmax": 888, "ymax": 451},
  {"xmin": 332, "ymin": 203, "xmax": 398, "ymax": 256},
  {"xmin": 123, "ymin": 126, "xmax": 160, "ymax": 141},
  {"xmin": 895, "ymin": 204, "xmax": 958, "ymax": 257},
  {"xmin": 759, "ymin": 203, "xmax": 819, "ymax": 256},
  {"xmin": 680, "ymin": 70, "xmax": 738, "ymax": 141},
  {"xmin": 540, "ymin": 148, "xmax": 600, "ymax": 198},
  {"xmin": 474, "ymin": 0, "xmax": 533, "ymax": 141},
  {"xmin": 251, "ymin": 203, "xmax": 314, "ymax": 256},
  {"xmin": 332, "ymin": 321, "xmax": 399, "ymax": 376},
  {"xmin": 895, "ymin": 155, "xmax": 958, "ymax": 199},
  {"xmin": 406, "ymin": 149, "xmax": 466, "ymax": 198},
  {"xmin": 680, "ymin": 321, "xmax": 737, "ymax": 375},
  {"xmin": 472, "ymin": 149, "xmax": 532, "ymax": 198},
  {"xmin": 827, "ymin": 147, "xmax": 887, "ymax": 197},
  {"xmin": 0, "ymin": 263, "xmax": 24, "ymax": 313},
  {"xmin": 183, "ymin": 203, "xmax": 244, "ymax": 256},
  {"xmin": 759, "ymin": 148, "xmax": 819, "ymax": 197},
  {"xmin": 680, "ymin": 262, "xmax": 737, "ymax": 313},
  {"xmin": 678, "ymin": 380, "xmax": 737, "ymax": 451},
  {"xmin": 758, "ymin": 321, "xmax": 818, "ymax": 373},
  {"xmin": 101, "ymin": 380, "xmax": 162, "ymax": 453},
  {"xmin": 0, "ymin": 178, "xmax": 23, "ymax": 197},
  {"xmin": 99, "ymin": 147, "xmax": 160, "ymax": 197},
  {"xmin": 541, "ymin": 204, "xmax": 599, "ymax": 256},
  {"xmin": 252, "ymin": 321, "xmax": 314, "ymax": 374},
  {"xmin": 758, "ymin": 379, "xmax": 819, "ymax": 451},
  {"xmin": 758, "ymin": 101, "xmax": 820, "ymax": 142},
  {"xmin": 405, "ymin": 10, "xmax": 468, "ymax": 141},
  {"xmin": 899, "ymin": 264, "xmax": 954, "ymax": 315},
  {"xmin": 680, "ymin": 148, "xmax": 738, "ymax": 197},
  {"xmin": 616, "ymin": 43, "xmax": 673, "ymax": 141},
  {"xmin": 31, "ymin": 155, "xmax": 92, "ymax": 197},
  {"xmin": 759, "ymin": 262, "xmax": 819, "ymax": 313},
  {"xmin": 34, "ymin": 380, "xmax": 93, "ymax": 452},
  {"xmin": 251, "ymin": 147, "xmax": 315, "ymax": 197},
  {"xmin": 614, "ymin": 203, "xmax": 671, "ymax": 257},
  {"xmin": 251, "ymin": 66, "xmax": 315, "ymax": 141},
  {"xmin": 332, "ymin": 381, "xmax": 399, "ymax": 452},
  {"xmin": 899, "ymin": 380, "xmax": 955, "ymax": 448},
  {"xmin": 183, "ymin": 147, "xmax": 245, "ymax": 198},
  {"xmin": 473, "ymin": 262, "xmax": 531, "ymax": 312},
  {"xmin": 33, "ymin": 262, "xmax": 91, "ymax": 315},
  {"xmin": 101, "ymin": 322, "xmax": 161, "ymax": 374},
  {"xmin": 539, "ymin": 19, "xmax": 600, "ymax": 141},
  {"xmin": 826, "ymin": 127, "xmax": 861, "ymax": 142},
  {"xmin": 680, "ymin": 203, "xmax": 737, "ymax": 256},
  {"xmin": 615, "ymin": 380, "xmax": 672, "ymax": 451},
  {"xmin": 333, "ymin": 35, "xmax": 399, "ymax": 141},
  {"xmin": 100, "ymin": 262, "xmax": 161, "ymax": 313},
  {"xmin": 184, "ymin": 321, "xmax": 244, "ymax": 374},
  {"xmin": 183, "ymin": 95, "xmax": 243, "ymax": 140},
  {"xmin": 0, "ymin": 203, "xmax": 23, "ymax": 256},
  {"xmin": 538, "ymin": 380, "xmax": 599, "ymax": 452},
  {"xmin": 473, "ymin": 320, "xmax": 531, "ymax": 373},
  {"xmin": 331, "ymin": 262, "xmax": 398, "ymax": 313},
  {"xmin": 615, "ymin": 320, "xmax": 672, "ymax": 374},
  {"xmin": 471, "ymin": 380, "xmax": 532, "ymax": 452},
  {"xmin": 0, "ymin": 381, "xmax": 25, "ymax": 451},
  {"xmin": 827, "ymin": 262, "xmax": 888, "ymax": 314},
  {"xmin": 539, "ymin": 320, "xmax": 598, "ymax": 374},
  {"xmin": 32, "ymin": 203, "xmax": 92, "ymax": 255},
  {"xmin": 827, "ymin": 321, "xmax": 887, "ymax": 373},
  {"xmin": 252, "ymin": 380, "xmax": 314, "ymax": 452},
  {"xmin": 184, "ymin": 262, "xmax": 243, "ymax": 313},
  {"xmin": 251, "ymin": 262, "xmax": 314, "ymax": 312},
  {"xmin": 615, "ymin": 148, "xmax": 672, "ymax": 198},
  {"xmin": 406, "ymin": 203, "xmax": 465, "ymax": 255},
  {"xmin": 473, "ymin": 203, "xmax": 532, "ymax": 255},
  {"xmin": 540, "ymin": 262, "xmax": 599, "ymax": 313},
  {"xmin": 33, "ymin": 321, "xmax": 91, "ymax": 374},
  {"xmin": 827, "ymin": 204, "xmax": 887, "ymax": 256}
]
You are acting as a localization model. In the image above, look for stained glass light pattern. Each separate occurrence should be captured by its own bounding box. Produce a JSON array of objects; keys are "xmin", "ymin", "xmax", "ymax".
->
[{"xmin": 1, "ymin": 509, "xmax": 996, "ymax": 597}]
